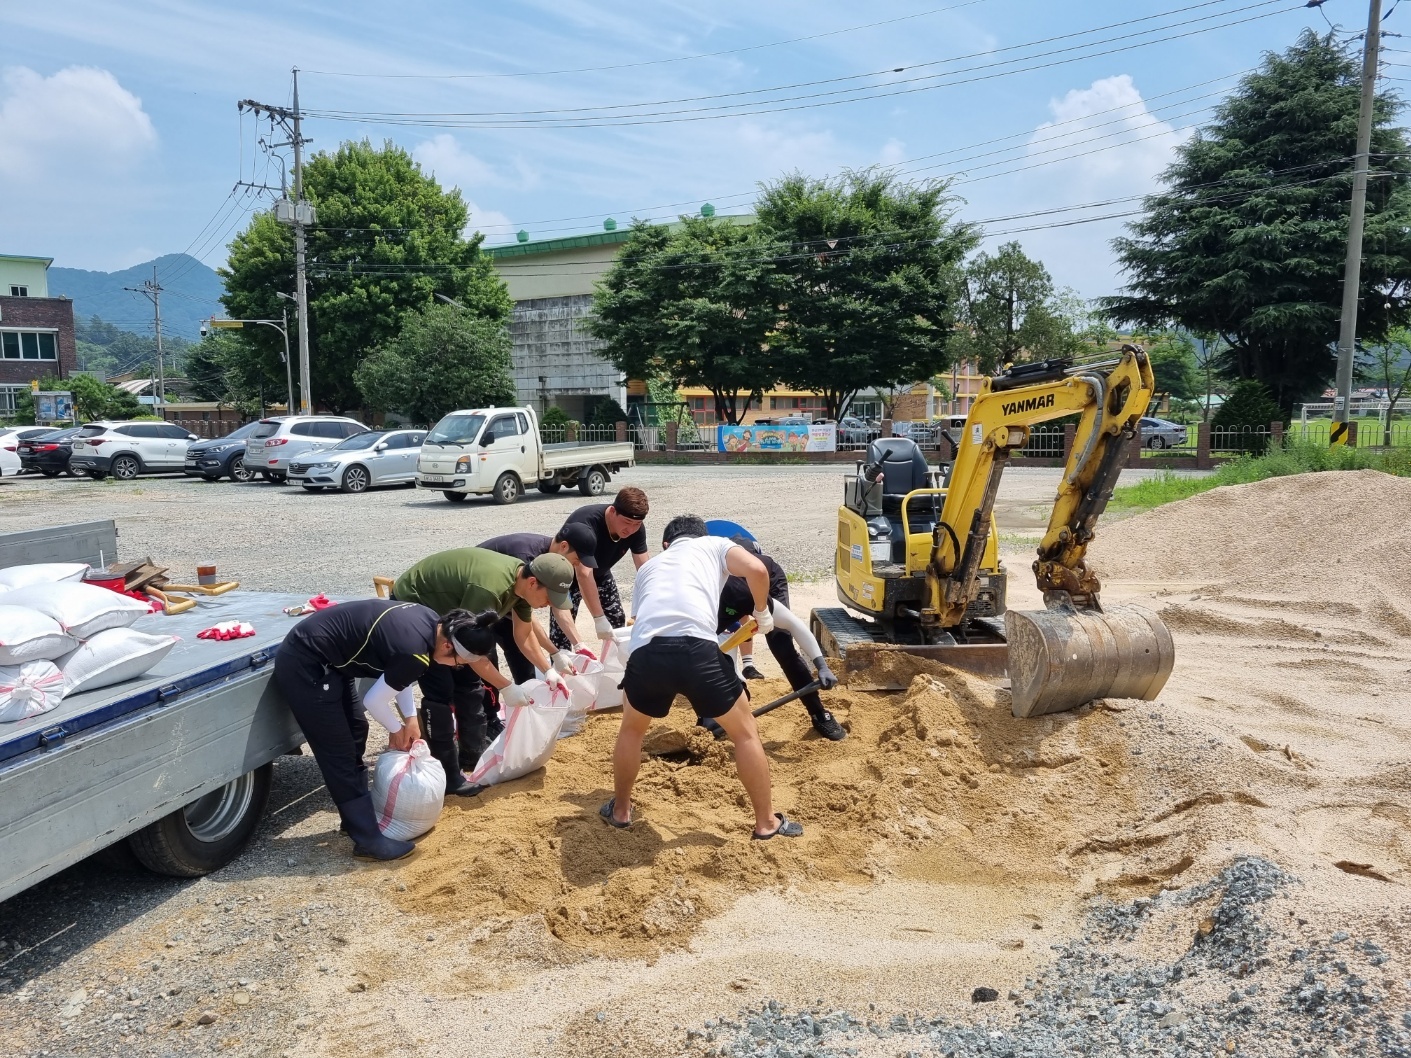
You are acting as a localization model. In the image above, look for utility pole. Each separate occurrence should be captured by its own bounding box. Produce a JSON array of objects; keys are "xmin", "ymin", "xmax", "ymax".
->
[
  {"xmin": 239, "ymin": 68, "xmax": 315, "ymax": 415},
  {"xmin": 1332, "ymin": 0, "xmax": 1383, "ymax": 446},
  {"xmin": 124, "ymin": 266, "xmax": 165, "ymax": 407}
]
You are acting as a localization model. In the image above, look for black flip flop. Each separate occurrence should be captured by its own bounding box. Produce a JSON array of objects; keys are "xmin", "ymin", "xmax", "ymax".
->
[
  {"xmin": 599, "ymin": 798, "xmax": 632, "ymax": 829},
  {"xmin": 751, "ymin": 812, "xmax": 804, "ymax": 840}
]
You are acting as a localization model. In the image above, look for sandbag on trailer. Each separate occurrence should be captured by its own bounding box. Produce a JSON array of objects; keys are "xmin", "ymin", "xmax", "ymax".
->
[
  {"xmin": 0, "ymin": 606, "xmax": 76, "ymax": 664},
  {"xmin": 59, "ymin": 628, "xmax": 180, "ymax": 696},
  {"xmin": 4, "ymin": 583, "xmax": 151, "ymax": 639},
  {"xmin": 0, "ymin": 660, "xmax": 65, "ymax": 723},
  {"xmin": 0, "ymin": 563, "xmax": 89, "ymax": 593}
]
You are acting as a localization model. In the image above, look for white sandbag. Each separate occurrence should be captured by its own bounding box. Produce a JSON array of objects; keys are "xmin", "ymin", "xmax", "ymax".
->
[
  {"xmin": 0, "ymin": 605, "xmax": 76, "ymax": 664},
  {"xmin": 3, "ymin": 583, "xmax": 151, "ymax": 639},
  {"xmin": 0, "ymin": 562, "xmax": 90, "ymax": 592},
  {"xmin": 371, "ymin": 740, "xmax": 445, "ymax": 841},
  {"xmin": 591, "ymin": 629, "xmax": 632, "ymax": 712},
  {"xmin": 469, "ymin": 680, "xmax": 570, "ymax": 786},
  {"xmin": 59, "ymin": 627, "xmax": 178, "ymax": 695},
  {"xmin": 0, "ymin": 660, "xmax": 65, "ymax": 723}
]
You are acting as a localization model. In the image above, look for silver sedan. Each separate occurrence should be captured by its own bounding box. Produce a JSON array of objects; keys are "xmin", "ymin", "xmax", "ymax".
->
[
  {"xmin": 1139, "ymin": 416, "xmax": 1189, "ymax": 449},
  {"xmin": 288, "ymin": 430, "xmax": 426, "ymax": 493}
]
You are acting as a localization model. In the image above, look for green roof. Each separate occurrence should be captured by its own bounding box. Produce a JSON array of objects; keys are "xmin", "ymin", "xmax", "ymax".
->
[
  {"xmin": 0, "ymin": 254, "xmax": 53, "ymax": 267},
  {"xmin": 485, "ymin": 214, "xmax": 755, "ymax": 259}
]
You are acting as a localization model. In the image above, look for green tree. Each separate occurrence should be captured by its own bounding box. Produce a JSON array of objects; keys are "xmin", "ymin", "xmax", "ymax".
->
[
  {"xmin": 183, "ymin": 332, "xmax": 275, "ymax": 416},
  {"xmin": 540, "ymin": 405, "xmax": 571, "ymax": 430},
  {"xmin": 589, "ymin": 396, "xmax": 628, "ymax": 427},
  {"xmin": 952, "ymin": 242, "xmax": 1082, "ymax": 372},
  {"xmin": 1356, "ymin": 329, "xmax": 1411, "ymax": 445},
  {"xmin": 354, "ymin": 303, "xmax": 515, "ymax": 426},
  {"xmin": 221, "ymin": 139, "xmax": 510, "ymax": 413},
  {"xmin": 1103, "ymin": 31, "xmax": 1411, "ymax": 415},
  {"xmin": 756, "ymin": 169, "xmax": 977, "ymax": 420},
  {"xmin": 591, "ymin": 217, "xmax": 783, "ymax": 424},
  {"xmin": 12, "ymin": 374, "xmax": 143, "ymax": 424},
  {"xmin": 1142, "ymin": 332, "xmax": 1201, "ymax": 401},
  {"xmin": 1213, "ymin": 379, "xmax": 1283, "ymax": 454}
]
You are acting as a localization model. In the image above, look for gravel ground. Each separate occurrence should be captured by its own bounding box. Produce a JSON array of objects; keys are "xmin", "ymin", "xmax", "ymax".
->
[
  {"xmin": 0, "ymin": 460, "xmax": 1209, "ymax": 1058},
  {"xmin": 0, "ymin": 463, "xmax": 1191, "ymax": 597}
]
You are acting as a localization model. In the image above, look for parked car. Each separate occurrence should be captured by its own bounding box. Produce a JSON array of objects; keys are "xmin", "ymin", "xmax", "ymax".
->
[
  {"xmin": 289, "ymin": 429, "xmax": 426, "ymax": 493},
  {"xmin": 68, "ymin": 421, "xmax": 200, "ymax": 480},
  {"xmin": 184, "ymin": 420, "xmax": 266, "ymax": 482},
  {"xmin": 1139, "ymin": 416, "xmax": 1189, "ymax": 449},
  {"xmin": 16, "ymin": 427, "xmax": 83, "ymax": 477},
  {"xmin": 0, "ymin": 426, "xmax": 56, "ymax": 476},
  {"xmin": 244, "ymin": 415, "xmax": 369, "ymax": 484},
  {"xmin": 838, "ymin": 416, "xmax": 878, "ymax": 444}
]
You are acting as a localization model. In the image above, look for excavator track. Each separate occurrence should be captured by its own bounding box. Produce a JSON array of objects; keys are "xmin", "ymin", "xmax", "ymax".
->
[{"xmin": 811, "ymin": 607, "xmax": 1009, "ymax": 691}]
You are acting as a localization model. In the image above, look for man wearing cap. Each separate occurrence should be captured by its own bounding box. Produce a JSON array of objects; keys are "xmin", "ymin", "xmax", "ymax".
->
[
  {"xmin": 549, "ymin": 486, "xmax": 651, "ymax": 653},
  {"xmin": 392, "ymin": 547, "xmax": 576, "ymax": 792},
  {"xmin": 478, "ymin": 523, "xmax": 600, "ymax": 682}
]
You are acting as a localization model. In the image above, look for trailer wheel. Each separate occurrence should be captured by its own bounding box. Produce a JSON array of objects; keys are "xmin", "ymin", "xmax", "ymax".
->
[
  {"xmin": 578, "ymin": 466, "xmax": 608, "ymax": 496},
  {"xmin": 127, "ymin": 764, "xmax": 273, "ymax": 877},
  {"xmin": 443, "ymin": 491, "xmax": 468, "ymax": 503}
]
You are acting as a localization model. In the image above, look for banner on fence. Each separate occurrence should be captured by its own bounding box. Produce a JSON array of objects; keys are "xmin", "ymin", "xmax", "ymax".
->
[{"xmin": 717, "ymin": 423, "xmax": 837, "ymax": 453}]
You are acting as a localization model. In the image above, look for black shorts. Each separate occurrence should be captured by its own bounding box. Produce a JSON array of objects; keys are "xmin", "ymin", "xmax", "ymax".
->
[{"xmin": 622, "ymin": 636, "xmax": 743, "ymax": 719}]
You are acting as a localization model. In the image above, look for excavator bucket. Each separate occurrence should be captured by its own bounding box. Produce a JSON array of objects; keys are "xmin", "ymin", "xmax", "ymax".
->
[{"xmin": 1004, "ymin": 604, "xmax": 1175, "ymax": 718}]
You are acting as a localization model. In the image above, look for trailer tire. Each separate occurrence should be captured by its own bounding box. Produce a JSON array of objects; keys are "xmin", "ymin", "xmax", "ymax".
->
[
  {"xmin": 127, "ymin": 764, "xmax": 273, "ymax": 877},
  {"xmin": 492, "ymin": 471, "xmax": 523, "ymax": 505},
  {"xmin": 537, "ymin": 479, "xmax": 562, "ymax": 494},
  {"xmin": 578, "ymin": 466, "xmax": 608, "ymax": 496},
  {"xmin": 443, "ymin": 490, "xmax": 468, "ymax": 503}
]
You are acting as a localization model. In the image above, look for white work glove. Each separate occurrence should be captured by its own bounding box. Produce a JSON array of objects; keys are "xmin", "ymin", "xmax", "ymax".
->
[
  {"xmin": 593, "ymin": 614, "xmax": 614, "ymax": 639},
  {"xmin": 501, "ymin": 683, "xmax": 528, "ymax": 709},
  {"xmin": 550, "ymin": 651, "xmax": 575, "ymax": 675},
  {"xmin": 752, "ymin": 606, "xmax": 775, "ymax": 636},
  {"xmin": 543, "ymin": 668, "xmax": 567, "ymax": 695}
]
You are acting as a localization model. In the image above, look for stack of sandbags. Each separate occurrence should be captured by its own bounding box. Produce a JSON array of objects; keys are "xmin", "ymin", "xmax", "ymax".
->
[{"xmin": 0, "ymin": 564, "xmax": 177, "ymax": 721}]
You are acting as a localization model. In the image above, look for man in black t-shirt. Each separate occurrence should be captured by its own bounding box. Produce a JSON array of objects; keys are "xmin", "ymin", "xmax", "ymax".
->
[
  {"xmin": 716, "ymin": 538, "xmax": 845, "ymax": 741},
  {"xmin": 479, "ymin": 522, "xmax": 598, "ymax": 681},
  {"xmin": 548, "ymin": 486, "xmax": 651, "ymax": 653}
]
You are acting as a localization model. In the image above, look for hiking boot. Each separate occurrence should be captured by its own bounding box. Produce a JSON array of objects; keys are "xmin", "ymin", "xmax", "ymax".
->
[
  {"xmin": 741, "ymin": 664, "xmax": 765, "ymax": 681},
  {"xmin": 810, "ymin": 710, "xmax": 846, "ymax": 741}
]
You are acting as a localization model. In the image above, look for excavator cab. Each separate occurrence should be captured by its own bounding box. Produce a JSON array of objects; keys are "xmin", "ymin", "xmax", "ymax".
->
[{"xmin": 815, "ymin": 345, "xmax": 1176, "ymax": 717}]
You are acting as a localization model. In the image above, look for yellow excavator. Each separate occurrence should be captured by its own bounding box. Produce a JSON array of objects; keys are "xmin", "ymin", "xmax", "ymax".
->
[{"xmin": 810, "ymin": 344, "xmax": 1175, "ymax": 717}]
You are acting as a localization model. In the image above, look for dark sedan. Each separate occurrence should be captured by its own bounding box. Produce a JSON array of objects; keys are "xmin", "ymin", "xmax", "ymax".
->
[
  {"xmin": 16, "ymin": 427, "xmax": 83, "ymax": 477},
  {"xmin": 183, "ymin": 420, "xmax": 264, "ymax": 482}
]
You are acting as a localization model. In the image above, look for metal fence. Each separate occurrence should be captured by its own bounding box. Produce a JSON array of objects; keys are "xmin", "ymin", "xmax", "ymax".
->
[
  {"xmin": 1210, "ymin": 425, "xmax": 1271, "ymax": 455},
  {"xmin": 1016, "ymin": 425, "xmax": 1066, "ymax": 459},
  {"xmin": 629, "ymin": 424, "xmax": 665, "ymax": 451},
  {"xmin": 1291, "ymin": 418, "xmax": 1411, "ymax": 448},
  {"xmin": 539, "ymin": 425, "xmax": 566, "ymax": 445},
  {"xmin": 576, "ymin": 424, "xmax": 619, "ymax": 444}
]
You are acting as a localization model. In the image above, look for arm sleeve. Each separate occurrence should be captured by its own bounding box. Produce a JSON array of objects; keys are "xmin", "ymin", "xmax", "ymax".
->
[
  {"xmin": 768, "ymin": 599, "xmax": 823, "ymax": 661},
  {"xmin": 362, "ymin": 676, "xmax": 411, "ymax": 732}
]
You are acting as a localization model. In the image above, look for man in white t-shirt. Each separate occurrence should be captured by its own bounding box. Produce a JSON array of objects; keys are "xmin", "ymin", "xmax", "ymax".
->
[{"xmin": 599, "ymin": 514, "xmax": 804, "ymax": 841}]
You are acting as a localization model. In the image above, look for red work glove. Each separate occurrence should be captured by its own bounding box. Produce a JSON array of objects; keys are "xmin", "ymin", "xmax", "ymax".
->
[{"xmin": 308, "ymin": 594, "xmax": 335, "ymax": 611}]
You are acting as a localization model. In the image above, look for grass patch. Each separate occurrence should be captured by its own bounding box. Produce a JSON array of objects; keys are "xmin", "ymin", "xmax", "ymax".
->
[{"xmin": 1110, "ymin": 441, "xmax": 1411, "ymax": 512}]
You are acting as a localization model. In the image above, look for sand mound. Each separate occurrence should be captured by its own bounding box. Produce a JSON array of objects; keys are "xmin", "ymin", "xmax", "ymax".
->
[{"xmin": 1091, "ymin": 469, "xmax": 1411, "ymax": 597}]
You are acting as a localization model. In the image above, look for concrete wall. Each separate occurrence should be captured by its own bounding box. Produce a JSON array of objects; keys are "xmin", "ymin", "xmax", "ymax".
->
[
  {"xmin": 493, "ymin": 243, "xmax": 621, "ymax": 301},
  {"xmin": 0, "ymin": 258, "xmax": 50, "ymax": 298},
  {"xmin": 508, "ymin": 294, "xmax": 622, "ymax": 416}
]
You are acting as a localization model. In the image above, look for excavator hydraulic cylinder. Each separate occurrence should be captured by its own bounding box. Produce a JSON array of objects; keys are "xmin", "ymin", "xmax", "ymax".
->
[{"xmin": 1004, "ymin": 604, "xmax": 1175, "ymax": 718}]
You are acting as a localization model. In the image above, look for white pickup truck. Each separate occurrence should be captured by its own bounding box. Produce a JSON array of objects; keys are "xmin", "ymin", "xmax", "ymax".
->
[{"xmin": 416, "ymin": 405, "xmax": 636, "ymax": 504}]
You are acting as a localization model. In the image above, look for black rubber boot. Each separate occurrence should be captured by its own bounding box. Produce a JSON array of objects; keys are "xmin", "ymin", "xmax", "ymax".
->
[
  {"xmin": 336, "ymin": 793, "xmax": 414, "ymax": 860},
  {"xmin": 429, "ymin": 737, "xmax": 483, "ymax": 796}
]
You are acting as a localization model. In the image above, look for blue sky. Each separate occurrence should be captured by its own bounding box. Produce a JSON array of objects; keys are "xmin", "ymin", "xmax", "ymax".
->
[{"xmin": 1, "ymin": 0, "xmax": 1346, "ymax": 301}]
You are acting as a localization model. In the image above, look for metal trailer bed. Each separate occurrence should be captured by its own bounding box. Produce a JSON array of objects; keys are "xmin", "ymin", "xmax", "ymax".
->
[{"xmin": 0, "ymin": 521, "xmax": 306, "ymax": 902}]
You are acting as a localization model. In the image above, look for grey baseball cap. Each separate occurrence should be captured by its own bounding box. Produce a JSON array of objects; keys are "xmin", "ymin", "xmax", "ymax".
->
[{"xmin": 528, "ymin": 552, "xmax": 575, "ymax": 608}]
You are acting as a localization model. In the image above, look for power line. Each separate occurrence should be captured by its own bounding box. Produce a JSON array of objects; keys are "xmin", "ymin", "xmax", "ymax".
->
[
  {"xmin": 301, "ymin": 0, "xmax": 998, "ymax": 81},
  {"xmin": 305, "ymin": 0, "xmax": 1293, "ymax": 129}
]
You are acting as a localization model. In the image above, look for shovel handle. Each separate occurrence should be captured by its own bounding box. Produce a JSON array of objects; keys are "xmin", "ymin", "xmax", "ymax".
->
[
  {"xmin": 752, "ymin": 680, "xmax": 823, "ymax": 719},
  {"xmin": 718, "ymin": 617, "xmax": 759, "ymax": 656}
]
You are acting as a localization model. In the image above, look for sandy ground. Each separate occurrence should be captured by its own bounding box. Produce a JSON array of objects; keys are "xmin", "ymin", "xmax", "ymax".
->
[{"xmin": 6, "ymin": 466, "xmax": 1411, "ymax": 1057}]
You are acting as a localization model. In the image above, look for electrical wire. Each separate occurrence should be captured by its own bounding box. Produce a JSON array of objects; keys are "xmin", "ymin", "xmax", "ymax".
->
[
  {"xmin": 304, "ymin": 0, "xmax": 1294, "ymax": 129},
  {"xmin": 301, "ymin": 0, "xmax": 998, "ymax": 81}
]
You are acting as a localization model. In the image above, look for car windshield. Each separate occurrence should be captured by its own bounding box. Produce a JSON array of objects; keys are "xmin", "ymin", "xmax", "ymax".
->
[
  {"xmin": 331, "ymin": 432, "xmax": 385, "ymax": 451},
  {"xmin": 427, "ymin": 413, "xmax": 485, "ymax": 445},
  {"xmin": 221, "ymin": 421, "xmax": 264, "ymax": 441}
]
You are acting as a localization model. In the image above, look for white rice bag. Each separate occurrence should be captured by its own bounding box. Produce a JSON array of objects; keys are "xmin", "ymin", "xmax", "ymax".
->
[
  {"xmin": 0, "ymin": 605, "xmax": 76, "ymax": 664},
  {"xmin": 59, "ymin": 627, "xmax": 178, "ymax": 695},
  {"xmin": 3, "ymin": 583, "xmax": 151, "ymax": 639},
  {"xmin": 0, "ymin": 563, "xmax": 90, "ymax": 592},
  {"xmin": 371, "ymin": 740, "xmax": 445, "ymax": 841},
  {"xmin": 469, "ymin": 680, "xmax": 570, "ymax": 786},
  {"xmin": 0, "ymin": 660, "xmax": 65, "ymax": 723}
]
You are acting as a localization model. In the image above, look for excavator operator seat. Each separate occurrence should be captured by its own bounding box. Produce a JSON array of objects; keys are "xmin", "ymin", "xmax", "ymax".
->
[{"xmin": 861, "ymin": 437, "xmax": 940, "ymax": 565}]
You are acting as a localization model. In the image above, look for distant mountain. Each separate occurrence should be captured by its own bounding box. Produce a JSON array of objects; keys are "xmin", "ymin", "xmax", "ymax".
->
[{"xmin": 48, "ymin": 254, "xmax": 224, "ymax": 340}]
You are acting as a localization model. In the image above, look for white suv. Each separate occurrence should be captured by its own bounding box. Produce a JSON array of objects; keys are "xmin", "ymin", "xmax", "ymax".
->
[
  {"xmin": 68, "ymin": 421, "xmax": 200, "ymax": 480},
  {"xmin": 244, "ymin": 415, "xmax": 369, "ymax": 483}
]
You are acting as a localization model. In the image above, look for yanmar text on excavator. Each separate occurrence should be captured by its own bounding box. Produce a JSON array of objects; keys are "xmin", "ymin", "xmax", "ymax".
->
[{"xmin": 811, "ymin": 344, "xmax": 1175, "ymax": 718}]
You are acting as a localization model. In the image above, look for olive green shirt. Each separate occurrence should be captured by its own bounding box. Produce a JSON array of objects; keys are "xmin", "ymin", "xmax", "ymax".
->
[{"xmin": 392, "ymin": 547, "xmax": 531, "ymax": 622}]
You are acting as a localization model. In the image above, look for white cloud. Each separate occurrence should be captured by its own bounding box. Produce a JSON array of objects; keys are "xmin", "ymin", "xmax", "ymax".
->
[
  {"xmin": 879, "ymin": 137, "xmax": 907, "ymax": 167},
  {"xmin": 413, "ymin": 134, "xmax": 524, "ymax": 235},
  {"xmin": 1028, "ymin": 74, "xmax": 1181, "ymax": 191},
  {"xmin": 0, "ymin": 65, "xmax": 156, "ymax": 176}
]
